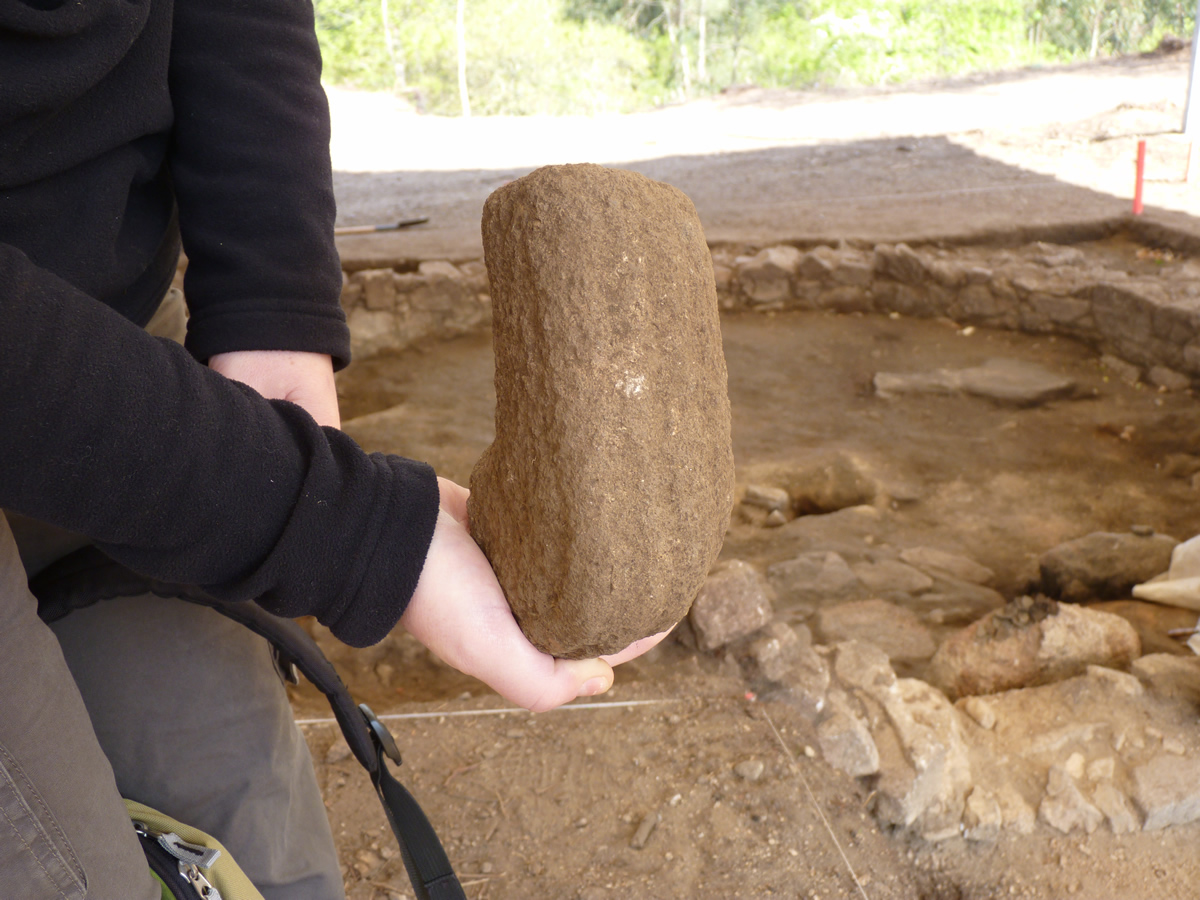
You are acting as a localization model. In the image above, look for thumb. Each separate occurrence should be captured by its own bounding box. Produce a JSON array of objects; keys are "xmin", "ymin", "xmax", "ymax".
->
[{"xmin": 484, "ymin": 655, "xmax": 615, "ymax": 714}]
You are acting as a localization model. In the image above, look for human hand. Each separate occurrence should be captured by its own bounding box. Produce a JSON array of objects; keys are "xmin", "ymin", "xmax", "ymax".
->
[
  {"xmin": 401, "ymin": 478, "xmax": 672, "ymax": 713},
  {"xmin": 208, "ymin": 349, "xmax": 340, "ymax": 428}
]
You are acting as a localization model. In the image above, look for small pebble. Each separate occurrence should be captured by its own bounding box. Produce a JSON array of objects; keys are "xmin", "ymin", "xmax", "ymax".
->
[
  {"xmin": 734, "ymin": 759, "xmax": 766, "ymax": 782},
  {"xmin": 1163, "ymin": 737, "xmax": 1187, "ymax": 755},
  {"xmin": 1065, "ymin": 752, "xmax": 1086, "ymax": 779}
]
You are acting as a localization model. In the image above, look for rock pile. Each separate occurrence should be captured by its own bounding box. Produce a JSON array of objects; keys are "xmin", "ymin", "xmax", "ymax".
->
[{"xmin": 679, "ymin": 516, "xmax": 1200, "ymax": 842}]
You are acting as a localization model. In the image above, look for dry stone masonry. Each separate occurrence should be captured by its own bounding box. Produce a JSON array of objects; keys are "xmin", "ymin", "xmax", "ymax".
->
[
  {"xmin": 331, "ymin": 223, "xmax": 1200, "ymax": 841},
  {"xmin": 466, "ymin": 164, "xmax": 735, "ymax": 659}
]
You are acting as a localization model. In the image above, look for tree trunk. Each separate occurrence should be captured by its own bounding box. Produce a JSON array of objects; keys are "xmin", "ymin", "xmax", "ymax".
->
[
  {"xmin": 380, "ymin": 0, "xmax": 405, "ymax": 92},
  {"xmin": 456, "ymin": 0, "xmax": 471, "ymax": 117}
]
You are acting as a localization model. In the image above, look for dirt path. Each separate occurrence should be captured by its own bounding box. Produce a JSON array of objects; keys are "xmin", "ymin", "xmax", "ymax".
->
[
  {"xmin": 311, "ymin": 51, "xmax": 1200, "ymax": 900},
  {"xmin": 329, "ymin": 50, "xmax": 1199, "ymax": 263}
]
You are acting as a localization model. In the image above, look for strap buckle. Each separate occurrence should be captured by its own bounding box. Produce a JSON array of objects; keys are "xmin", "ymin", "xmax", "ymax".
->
[{"xmin": 359, "ymin": 703, "xmax": 403, "ymax": 766}]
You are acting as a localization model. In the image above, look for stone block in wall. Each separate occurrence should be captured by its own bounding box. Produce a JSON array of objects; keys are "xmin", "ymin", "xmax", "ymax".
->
[
  {"xmin": 787, "ymin": 280, "xmax": 823, "ymax": 310},
  {"xmin": 928, "ymin": 260, "xmax": 969, "ymax": 289},
  {"xmin": 874, "ymin": 281, "xmax": 948, "ymax": 318},
  {"xmin": 873, "ymin": 243, "xmax": 930, "ymax": 285},
  {"xmin": 417, "ymin": 260, "xmax": 463, "ymax": 280},
  {"xmin": 1089, "ymin": 282, "xmax": 1157, "ymax": 353},
  {"xmin": 1026, "ymin": 292, "xmax": 1091, "ymax": 329},
  {"xmin": 829, "ymin": 251, "xmax": 874, "ymax": 287},
  {"xmin": 1151, "ymin": 293, "xmax": 1200, "ymax": 346},
  {"xmin": 393, "ymin": 272, "xmax": 425, "ymax": 294},
  {"xmin": 339, "ymin": 281, "xmax": 364, "ymax": 310},
  {"xmin": 797, "ymin": 246, "xmax": 836, "ymax": 280},
  {"xmin": 457, "ymin": 259, "xmax": 490, "ymax": 294},
  {"xmin": 737, "ymin": 245, "xmax": 802, "ymax": 304},
  {"xmin": 956, "ymin": 284, "xmax": 1004, "ymax": 320},
  {"xmin": 816, "ymin": 285, "xmax": 872, "ymax": 314},
  {"xmin": 355, "ymin": 268, "xmax": 398, "ymax": 310},
  {"xmin": 347, "ymin": 307, "xmax": 398, "ymax": 359}
]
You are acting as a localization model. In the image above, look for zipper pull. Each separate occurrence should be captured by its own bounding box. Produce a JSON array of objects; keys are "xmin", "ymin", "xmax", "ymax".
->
[
  {"xmin": 179, "ymin": 862, "xmax": 224, "ymax": 900},
  {"xmin": 156, "ymin": 832, "xmax": 222, "ymax": 869}
]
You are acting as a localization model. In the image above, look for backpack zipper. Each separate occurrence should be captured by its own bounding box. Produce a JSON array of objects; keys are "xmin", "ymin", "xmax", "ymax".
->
[{"xmin": 133, "ymin": 820, "xmax": 224, "ymax": 900}]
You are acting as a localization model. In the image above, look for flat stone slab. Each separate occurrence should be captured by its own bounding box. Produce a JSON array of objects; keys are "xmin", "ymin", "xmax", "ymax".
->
[{"xmin": 874, "ymin": 358, "xmax": 1076, "ymax": 407}]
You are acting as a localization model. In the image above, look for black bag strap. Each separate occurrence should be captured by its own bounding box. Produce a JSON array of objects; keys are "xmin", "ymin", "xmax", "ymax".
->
[{"xmin": 31, "ymin": 547, "xmax": 466, "ymax": 900}]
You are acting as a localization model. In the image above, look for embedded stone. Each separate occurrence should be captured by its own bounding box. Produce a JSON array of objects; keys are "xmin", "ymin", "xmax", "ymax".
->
[{"xmin": 469, "ymin": 164, "xmax": 735, "ymax": 658}]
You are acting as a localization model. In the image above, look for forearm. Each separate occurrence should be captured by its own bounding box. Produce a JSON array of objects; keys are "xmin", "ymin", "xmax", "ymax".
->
[
  {"xmin": 0, "ymin": 244, "xmax": 438, "ymax": 646},
  {"xmin": 169, "ymin": 0, "xmax": 348, "ymax": 366}
]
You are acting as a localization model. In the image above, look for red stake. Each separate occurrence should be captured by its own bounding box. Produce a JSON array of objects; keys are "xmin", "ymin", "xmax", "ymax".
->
[{"xmin": 1133, "ymin": 139, "xmax": 1147, "ymax": 215}]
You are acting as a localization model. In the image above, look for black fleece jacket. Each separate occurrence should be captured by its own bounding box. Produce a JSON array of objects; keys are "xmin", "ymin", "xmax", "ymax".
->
[{"xmin": 0, "ymin": 0, "xmax": 440, "ymax": 646}]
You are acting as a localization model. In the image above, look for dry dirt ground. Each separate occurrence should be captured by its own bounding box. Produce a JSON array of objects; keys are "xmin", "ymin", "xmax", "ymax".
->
[{"xmin": 297, "ymin": 50, "xmax": 1200, "ymax": 899}]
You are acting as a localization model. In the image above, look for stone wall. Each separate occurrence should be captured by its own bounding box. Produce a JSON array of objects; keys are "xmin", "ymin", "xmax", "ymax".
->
[
  {"xmin": 339, "ymin": 225, "xmax": 1200, "ymax": 387},
  {"xmin": 339, "ymin": 259, "xmax": 492, "ymax": 359}
]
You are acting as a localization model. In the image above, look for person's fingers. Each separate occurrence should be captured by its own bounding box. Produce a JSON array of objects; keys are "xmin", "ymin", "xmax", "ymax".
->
[
  {"xmin": 436, "ymin": 477, "xmax": 470, "ymax": 524},
  {"xmin": 599, "ymin": 626, "xmax": 674, "ymax": 667}
]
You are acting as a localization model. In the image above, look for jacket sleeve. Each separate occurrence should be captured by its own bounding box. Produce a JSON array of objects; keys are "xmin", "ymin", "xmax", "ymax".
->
[
  {"xmin": 0, "ymin": 244, "xmax": 439, "ymax": 647},
  {"xmin": 167, "ymin": 0, "xmax": 351, "ymax": 368}
]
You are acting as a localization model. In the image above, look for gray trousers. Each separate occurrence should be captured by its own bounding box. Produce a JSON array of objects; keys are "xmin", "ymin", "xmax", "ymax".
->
[{"xmin": 1, "ymin": 292, "xmax": 345, "ymax": 900}]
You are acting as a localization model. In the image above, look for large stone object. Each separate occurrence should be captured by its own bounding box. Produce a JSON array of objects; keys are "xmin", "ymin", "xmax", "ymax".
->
[
  {"xmin": 929, "ymin": 597, "xmax": 1141, "ymax": 698},
  {"xmin": 469, "ymin": 164, "xmax": 735, "ymax": 658}
]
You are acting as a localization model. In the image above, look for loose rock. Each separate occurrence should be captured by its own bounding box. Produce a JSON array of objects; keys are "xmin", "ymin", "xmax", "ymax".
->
[
  {"xmin": 1040, "ymin": 530, "xmax": 1177, "ymax": 602},
  {"xmin": 899, "ymin": 547, "xmax": 995, "ymax": 585},
  {"xmin": 851, "ymin": 559, "xmax": 935, "ymax": 595},
  {"xmin": 874, "ymin": 358, "xmax": 1076, "ymax": 407},
  {"xmin": 745, "ymin": 621, "xmax": 807, "ymax": 682},
  {"xmin": 1132, "ymin": 755, "xmax": 1200, "ymax": 829},
  {"xmin": 814, "ymin": 599, "xmax": 937, "ymax": 664},
  {"xmin": 734, "ymin": 759, "xmax": 766, "ymax": 782},
  {"xmin": 766, "ymin": 551, "xmax": 861, "ymax": 609},
  {"xmin": 817, "ymin": 693, "xmax": 880, "ymax": 777},
  {"xmin": 469, "ymin": 164, "xmax": 734, "ymax": 657},
  {"xmin": 689, "ymin": 561, "xmax": 774, "ymax": 651},
  {"xmin": 929, "ymin": 598, "xmax": 1140, "ymax": 698}
]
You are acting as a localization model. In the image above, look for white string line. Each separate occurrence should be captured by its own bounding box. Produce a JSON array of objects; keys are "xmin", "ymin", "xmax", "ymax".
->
[
  {"xmin": 294, "ymin": 697, "xmax": 678, "ymax": 726},
  {"xmin": 759, "ymin": 705, "xmax": 871, "ymax": 900}
]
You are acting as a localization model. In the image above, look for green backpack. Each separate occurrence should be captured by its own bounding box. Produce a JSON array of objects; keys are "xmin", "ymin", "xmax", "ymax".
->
[
  {"xmin": 34, "ymin": 546, "xmax": 466, "ymax": 900},
  {"xmin": 127, "ymin": 799, "xmax": 263, "ymax": 900}
]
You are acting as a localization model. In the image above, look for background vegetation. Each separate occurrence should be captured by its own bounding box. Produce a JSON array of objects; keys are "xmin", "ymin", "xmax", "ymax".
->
[{"xmin": 313, "ymin": 0, "xmax": 1197, "ymax": 115}]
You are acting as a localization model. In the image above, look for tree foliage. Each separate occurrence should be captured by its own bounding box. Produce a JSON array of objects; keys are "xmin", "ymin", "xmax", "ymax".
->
[{"xmin": 313, "ymin": 0, "xmax": 1195, "ymax": 114}]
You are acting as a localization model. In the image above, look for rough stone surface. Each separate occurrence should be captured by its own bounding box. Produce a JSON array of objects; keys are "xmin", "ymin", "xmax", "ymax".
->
[
  {"xmin": 814, "ymin": 599, "xmax": 937, "ymax": 663},
  {"xmin": 851, "ymin": 559, "xmax": 935, "ymax": 595},
  {"xmin": 1039, "ymin": 530, "xmax": 1178, "ymax": 602},
  {"xmin": 1039, "ymin": 765, "xmax": 1104, "ymax": 834},
  {"xmin": 742, "ymin": 483, "xmax": 790, "ymax": 513},
  {"xmin": 1131, "ymin": 653, "xmax": 1200, "ymax": 702},
  {"xmin": 744, "ymin": 621, "xmax": 806, "ymax": 682},
  {"xmin": 689, "ymin": 561, "xmax": 774, "ymax": 651},
  {"xmin": 898, "ymin": 547, "xmax": 995, "ymax": 585},
  {"xmin": 762, "ymin": 453, "xmax": 878, "ymax": 515},
  {"xmin": 765, "ymin": 551, "xmax": 861, "ymax": 609},
  {"xmin": 1091, "ymin": 783, "xmax": 1141, "ymax": 834},
  {"xmin": 778, "ymin": 641, "xmax": 832, "ymax": 719},
  {"xmin": 929, "ymin": 597, "xmax": 1141, "ymax": 698},
  {"xmin": 736, "ymin": 245, "xmax": 802, "ymax": 304},
  {"xmin": 469, "ymin": 164, "xmax": 734, "ymax": 657},
  {"xmin": 1132, "ymin": 755, "xmax": 1200, "ymax": 830},
  {"xmin": 817, "ymin": 693, "xmax": 880, "ymax": 777},
  {"xmin": 874, "ymin": 358, "xmax": 1076, "ymax": 407},
  {"xmin": 962, "ymin": 787, "xmax": 1003, "ymax": 841}
]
